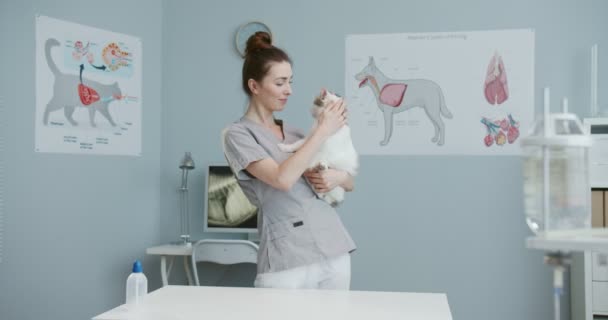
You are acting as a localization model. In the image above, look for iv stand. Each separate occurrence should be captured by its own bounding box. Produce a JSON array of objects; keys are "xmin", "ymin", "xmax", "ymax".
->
[{"xmin": 543, "ymin": 252, "xmax": 571, "ymax": 320}]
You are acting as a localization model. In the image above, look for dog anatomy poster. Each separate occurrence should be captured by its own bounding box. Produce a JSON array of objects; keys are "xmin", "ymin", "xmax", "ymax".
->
[
  {"xmin": 346, "ymin": 29, "xmax": 534, "ymax": 155},
  {"xmin": 35, "ymin": 15, "xmax": 142, "ymax": 156}
]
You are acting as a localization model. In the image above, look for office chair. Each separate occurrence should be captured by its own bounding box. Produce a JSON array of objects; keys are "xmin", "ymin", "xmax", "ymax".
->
[{"xmin": 190, "ymin": 239, "xmax": 259, "ymax": 286}]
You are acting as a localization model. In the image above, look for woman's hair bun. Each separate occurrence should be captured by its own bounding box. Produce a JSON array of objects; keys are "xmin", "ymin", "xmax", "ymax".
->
[{"xmin": 245, "ymin": 31, "xmax": 272, "ymax": 57}]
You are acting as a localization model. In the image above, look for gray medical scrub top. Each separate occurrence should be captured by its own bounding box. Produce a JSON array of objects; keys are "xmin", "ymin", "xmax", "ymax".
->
[{"xmin": 223, "ymin": 117, "xmax": 356, "ymax": 274}]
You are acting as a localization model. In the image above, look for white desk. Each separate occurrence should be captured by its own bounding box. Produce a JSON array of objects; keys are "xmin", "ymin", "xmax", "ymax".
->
[
  {"xmin": 146, "ymin": 244, "xmax": 194, "ymax": 286},
  {"xmin": 93, "ymin": 285, "xmax": 453, "ymax": 320}
]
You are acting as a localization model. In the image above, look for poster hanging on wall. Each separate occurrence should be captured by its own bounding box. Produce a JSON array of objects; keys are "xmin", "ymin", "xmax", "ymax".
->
[
  {"xmin": 35, "ymin": 15, "xmax": 142, "ymax": 156},
  {"xmin": 345, "ymin": 29, "xmax": 534, "ymax": 155}
]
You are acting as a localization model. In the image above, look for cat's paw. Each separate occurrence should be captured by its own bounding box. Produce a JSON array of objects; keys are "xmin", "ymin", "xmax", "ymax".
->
[
  {"xmin": 322, "ymin": 193, "xmax": 341, "ymax": 207},
  {"xmin": 315, "ymin": 162, "xmax": 329, "ymax": 171},
  {"xmin": 277, "ymin": 143, "xmax": 292, "ymax": 153}
]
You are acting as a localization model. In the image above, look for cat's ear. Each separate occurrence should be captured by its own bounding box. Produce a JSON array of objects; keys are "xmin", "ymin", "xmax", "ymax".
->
[{"xmin": 321, "ymin": 88, "xmax": 327, "ymax": 98}]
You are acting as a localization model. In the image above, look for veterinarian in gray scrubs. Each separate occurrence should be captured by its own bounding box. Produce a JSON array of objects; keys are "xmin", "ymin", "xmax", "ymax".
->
[{"xmin": 223, "ymin": 31, "xmax": 356, "ymax": 290}]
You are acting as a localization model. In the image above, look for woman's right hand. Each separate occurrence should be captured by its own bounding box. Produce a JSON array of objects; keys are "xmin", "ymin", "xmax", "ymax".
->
[{"xmin": 316, "ymin": 99, "xmax": 347, "ymax": 138}]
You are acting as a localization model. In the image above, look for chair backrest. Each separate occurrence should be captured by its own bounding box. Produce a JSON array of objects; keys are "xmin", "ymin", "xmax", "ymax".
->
[{"xmin": 191, "ymin": 239, "xmax": 259, "ymax": 286}]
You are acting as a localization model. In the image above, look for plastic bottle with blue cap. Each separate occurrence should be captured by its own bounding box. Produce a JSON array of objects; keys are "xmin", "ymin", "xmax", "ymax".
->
[{"xmin": 125, "ymin": 260, "xmax": 148, "ymax": 307}]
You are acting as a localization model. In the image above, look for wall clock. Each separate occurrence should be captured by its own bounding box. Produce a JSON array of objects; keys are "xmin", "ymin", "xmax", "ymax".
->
[{"xmin": 235, "ymin": 21, "xmax": 272, "ymax": 57}]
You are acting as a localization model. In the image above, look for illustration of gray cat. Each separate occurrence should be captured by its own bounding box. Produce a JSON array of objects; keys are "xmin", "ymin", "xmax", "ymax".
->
[{"xmin": 44, "ymin": 38, "xmax": 121, "ymax": 127}]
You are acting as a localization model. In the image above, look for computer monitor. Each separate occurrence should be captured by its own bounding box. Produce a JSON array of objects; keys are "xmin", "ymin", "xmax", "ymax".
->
[{"xmin": 203, "ymin": 164, "xmax": 258, "ymax": 234}]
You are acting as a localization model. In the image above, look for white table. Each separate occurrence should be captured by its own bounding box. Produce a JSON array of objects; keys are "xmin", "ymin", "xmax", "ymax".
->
[
  {"xmin": 146, "ymin": 244, "xmax": 194, "ymax": 286},
  {"xmin": 92, "ymin": 285, "xmax": 453, "ymax": 320}
]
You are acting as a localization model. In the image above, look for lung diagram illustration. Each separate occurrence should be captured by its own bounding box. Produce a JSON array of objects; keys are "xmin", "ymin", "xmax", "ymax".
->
[
  {"xmin": 484, "ymin": 52, "xmax": 509, "ymax": 105},
  {"xmin": 355, "ymin": 56, "xmax": 453, "ymax": 146}
]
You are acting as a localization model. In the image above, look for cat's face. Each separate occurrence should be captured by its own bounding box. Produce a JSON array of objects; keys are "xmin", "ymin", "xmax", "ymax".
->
[{"xmin": 311, "ymin": 89, "xmax": 340, "ymax": 119}]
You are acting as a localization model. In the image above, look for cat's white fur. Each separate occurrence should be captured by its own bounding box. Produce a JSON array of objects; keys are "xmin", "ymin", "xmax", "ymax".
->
[{"xmin": 278, "ymin": 89, "xmax": 358, "ymax": 206}]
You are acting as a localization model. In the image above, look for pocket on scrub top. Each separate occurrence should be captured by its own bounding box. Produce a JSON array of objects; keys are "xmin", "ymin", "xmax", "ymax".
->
[
  {"xmin": 267, "ymin": 218, "xmax": 315, "ymax": 271},
  {"xmin": 267, "ymin": 218, "xmax": 311, "ymax": 242}
]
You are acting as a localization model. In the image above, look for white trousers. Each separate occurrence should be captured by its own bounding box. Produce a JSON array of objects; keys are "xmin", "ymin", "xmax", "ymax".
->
[{"xmin": 254, "ymin": 254, "xmax": 351, "ymax": 290}]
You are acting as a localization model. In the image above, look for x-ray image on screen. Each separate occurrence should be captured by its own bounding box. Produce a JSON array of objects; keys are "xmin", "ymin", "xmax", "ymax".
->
[{"xmin": 204, "ymin": 165, "xmax": 258, "ymax": 233}]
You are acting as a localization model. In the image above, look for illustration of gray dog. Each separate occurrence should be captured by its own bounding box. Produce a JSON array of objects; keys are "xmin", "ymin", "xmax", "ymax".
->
[{"xmin": 355, "ymin": 57, "xmax": 453, "ymax": 146}]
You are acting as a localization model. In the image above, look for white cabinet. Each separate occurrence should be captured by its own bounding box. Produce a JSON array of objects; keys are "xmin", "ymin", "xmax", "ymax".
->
[
  {"xmin": 591, "ymin": 192, "xmax": 608, "ymax": 316},
  {"xmin": 592, "ymin": 253, "xmax": 608, "ymax": 281},
  {"xmin": 592, "ymin": 282, "xmax": 608, "ymax": 313},
  {"xmin": 571, "ymin": 190, "xmax": 608, "ymax": 319},
  {"xmin": 592, "ymin": 252, "xmax": 608, "ymax": 315}
]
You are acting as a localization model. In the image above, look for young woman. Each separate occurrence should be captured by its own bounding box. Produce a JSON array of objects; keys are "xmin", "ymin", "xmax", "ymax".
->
[{"xmin": 222, "ymin": 31, "xmax": 356, "ymax": 290}]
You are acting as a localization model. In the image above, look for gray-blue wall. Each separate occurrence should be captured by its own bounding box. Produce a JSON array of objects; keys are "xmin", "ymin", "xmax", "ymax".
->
[
  {"xmin": 0, "ymin": 1, "xmax": 163, "ymax": 320},
  {"xmin": 161, "ymin": 1, "xmax": 608, "ymax": 320},
  {"xmin": 1, "ymin": 0, "xmax": 607, "ymax": 320}
]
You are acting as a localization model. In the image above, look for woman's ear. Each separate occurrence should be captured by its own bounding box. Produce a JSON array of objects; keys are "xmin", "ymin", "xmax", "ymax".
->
[{"xmin": 248, "ymin": 79, "xmax": 258, "ymax": 95}]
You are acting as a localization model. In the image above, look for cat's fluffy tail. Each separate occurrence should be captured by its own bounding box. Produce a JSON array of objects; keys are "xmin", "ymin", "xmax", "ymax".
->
[{"xmin": 45, "ymin": 38, "xmax": 61, "ymax": 75}]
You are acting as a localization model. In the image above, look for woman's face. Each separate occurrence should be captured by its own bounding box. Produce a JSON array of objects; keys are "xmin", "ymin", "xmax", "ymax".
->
[{"xmin": 252, "ymin": 61, "xmax": 293, "ymax": 112}]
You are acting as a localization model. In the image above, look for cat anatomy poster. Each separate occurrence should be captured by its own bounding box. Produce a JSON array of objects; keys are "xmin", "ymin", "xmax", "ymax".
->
[
  {"xmin": 345, "ymin": 29, "xmax": 534, "ymax": 155},
  {"xmin": 35, "ymin": 15, "xmax": 142, "ymax": 156}
]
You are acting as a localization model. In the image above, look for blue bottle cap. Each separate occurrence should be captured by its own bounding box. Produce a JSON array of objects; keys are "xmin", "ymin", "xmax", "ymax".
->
[{"xmin": 132, "ymin": 260, "xmax": 143, "ymax": 273}]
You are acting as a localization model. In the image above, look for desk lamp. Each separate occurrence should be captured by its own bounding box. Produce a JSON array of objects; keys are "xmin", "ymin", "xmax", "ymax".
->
[{"xmin": 179, "ymin": 152, "xmax": 195, "ymax": 245}]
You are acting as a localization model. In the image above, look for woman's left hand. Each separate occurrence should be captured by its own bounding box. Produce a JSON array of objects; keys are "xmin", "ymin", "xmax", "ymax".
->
[{"xmin": 303, "ymin": 167, "xmax": 349, "ymax": 193}]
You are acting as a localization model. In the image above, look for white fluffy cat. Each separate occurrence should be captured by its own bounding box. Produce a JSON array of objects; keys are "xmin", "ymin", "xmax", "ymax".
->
[{"xmin": 278, "ymin": 89, "xmax": 359, "ymax": 206}]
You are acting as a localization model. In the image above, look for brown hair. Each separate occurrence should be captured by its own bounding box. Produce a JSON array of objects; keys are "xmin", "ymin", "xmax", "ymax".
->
[{"xmin": 242, "ymin": 31, "xmax": 292, "ymax": 96}]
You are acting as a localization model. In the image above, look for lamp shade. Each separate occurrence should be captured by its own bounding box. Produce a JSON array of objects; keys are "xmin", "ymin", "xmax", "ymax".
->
[{"xmin": 179, "ymin": 152, "xmax": 195, "ymax": 170}]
